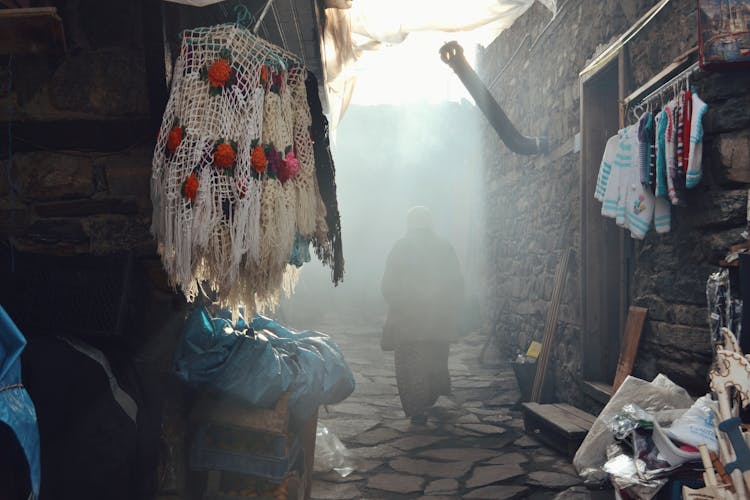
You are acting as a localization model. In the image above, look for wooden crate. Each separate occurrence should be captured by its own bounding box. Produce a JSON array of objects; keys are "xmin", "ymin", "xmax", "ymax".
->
[
  {"xmin": 191, "ymin": 397, "xmax": 317, "ymax": 500},
  {"xmin": 203, "ymin": 469, "xmax": 302, "ymax": 500},
  {"xmin": 522, "ymin": 402, "xmax": 596, "ymax": 458},
  {"xmin": 191, "ymin": 392, "xmax": 291, "ymax": 436}
]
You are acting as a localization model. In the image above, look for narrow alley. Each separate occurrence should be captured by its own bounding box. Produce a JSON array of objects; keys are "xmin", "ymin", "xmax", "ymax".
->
[
  {"xmin": 307, "ymin": 316, "xmax": 590, "ymax": 499},
  {"xmin": 3, "ymin": 1, "xmax": 750, "ymax": 499}
]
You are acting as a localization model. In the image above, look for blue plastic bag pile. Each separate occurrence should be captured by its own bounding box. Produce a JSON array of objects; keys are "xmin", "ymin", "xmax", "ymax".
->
[
  {"xmin": 0, "ymin": 305, "xmax": 41, "ymax": 499},
  {"xmin": 174, "ymin": 306, "xmax": 355, "ymax": 421}
]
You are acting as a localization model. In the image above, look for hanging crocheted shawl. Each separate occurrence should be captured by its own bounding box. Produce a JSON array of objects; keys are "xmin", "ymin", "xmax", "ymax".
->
[{"xmin": 151, "ymin": 23, "xmax": 328, "ymax": 313}]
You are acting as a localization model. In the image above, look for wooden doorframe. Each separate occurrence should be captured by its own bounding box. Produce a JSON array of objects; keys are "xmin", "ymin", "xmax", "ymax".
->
[{"xmin": 579, "ymin": 52, "xmax": 633, "ymax": 386}]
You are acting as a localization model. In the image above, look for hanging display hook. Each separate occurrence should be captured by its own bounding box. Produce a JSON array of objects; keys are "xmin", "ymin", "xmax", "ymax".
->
[{"xmin": 234, "ymin": 3, "xmax": 255, "ymax": 28}]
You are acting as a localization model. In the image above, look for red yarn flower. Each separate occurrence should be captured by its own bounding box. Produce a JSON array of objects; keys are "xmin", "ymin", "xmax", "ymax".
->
[
  {"xmin": 166, "ymin": 126, "xmax": 183, "ymax": 154},
  {"xmin": 208, "ymin": 58, "xmax": 232, "ymax": 88},
  {"xmin": 251, "ymin": 145, "xmax": 268, "ymax": 174},
  {"xmin": 213, "ymin": 142, "xmax": 236, "ymax": 169},
  {"xmin": 182, "ymin": 173, "xmax": 199, "ymax": 202}
]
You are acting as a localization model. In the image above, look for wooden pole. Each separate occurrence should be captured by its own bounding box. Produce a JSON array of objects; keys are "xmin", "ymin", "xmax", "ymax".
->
[{"xmin": 531, "ymin": 248, "xmax": 572, "ymax": 402}]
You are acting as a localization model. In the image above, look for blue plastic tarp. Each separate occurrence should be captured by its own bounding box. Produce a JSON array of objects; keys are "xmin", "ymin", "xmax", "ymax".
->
[
  {"xmin": 0, "ymin": 305, "xmax": 41, "ymax": 499},
  {"xmin": 174, "ymin": 307, "xmax": 355, "ymax": 421}
]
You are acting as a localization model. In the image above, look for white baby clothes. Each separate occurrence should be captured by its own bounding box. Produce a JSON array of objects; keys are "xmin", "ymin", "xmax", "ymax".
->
[
  {"xmin": 686, "ymin": 91, "xmax": 708, "ymax": 188},
  {"xmin": 595, "ymin": 135, "xmax": 619, "ymax": 202},
  {"xmin": 601, "ymin": 126, "xmax": 637, "ymax": 226},
  {"xmin": 627, "ymin": 182, "xmax": 655, "ymax": 239},
  {"xmin": 653, "ymin": 196, "xmax": 671, "ymax": 234}
]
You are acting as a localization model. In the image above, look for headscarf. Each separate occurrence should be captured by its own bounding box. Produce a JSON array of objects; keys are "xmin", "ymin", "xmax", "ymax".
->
[{"xmin": 406, "ymin": 206, "xmax": 433, "ymax": 233}]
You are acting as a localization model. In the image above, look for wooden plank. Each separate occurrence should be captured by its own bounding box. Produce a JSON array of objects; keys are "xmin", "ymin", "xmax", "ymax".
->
[
  {"xmin": 523, "ymin": 403, "xmax": 591, "ymax": 434},
  {"xmin": 531, "ymin": 248, "xmax": 572, "ymax": 402},
  {"xmin": 190, "ymin": 392, "xmax": 291, "ymax": 436},
  {"xmin": 622, "ymin": 47, "xmax": 698, "ymax": 108},
  {"xmin": 612, "ymin": 306, "xmax": 648, "ymax": 393},
  {"xmin": 522, "ymin": 403, "xmax": 592, "ymax": 458},
  {"xmin": 582, "ymin": 380, "xmax": 612, "ymax": 405},
  {"xmin": 0, "ymin": 7, "xmax": 65, "ymax": 55},
  {"xmin": 579, "ymin": 0, "xmax": 672, "ymax": 80},
  {"xmin": 554, "ymin": 403, "xmax": 597, "ymax": 425}
]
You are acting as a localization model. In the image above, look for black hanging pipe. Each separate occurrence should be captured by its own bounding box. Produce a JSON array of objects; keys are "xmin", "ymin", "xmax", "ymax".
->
[{"xmin": 440, "ymin": 41, "xmax": 548, "ymax": 156}]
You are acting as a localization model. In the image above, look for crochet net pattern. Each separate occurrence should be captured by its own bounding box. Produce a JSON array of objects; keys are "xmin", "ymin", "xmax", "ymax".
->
[{"xmin": 151, "ymin": 23, "xmax": 330, "ymax": 313}]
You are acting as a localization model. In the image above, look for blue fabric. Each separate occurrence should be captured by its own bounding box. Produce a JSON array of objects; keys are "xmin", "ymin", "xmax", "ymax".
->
[
  {"xmin": 0, "ymin": 305, "xmax": 41, "ymax": 498},
  {"xmin": 289, "ymin": 232, "xmax": 312, "ymax": 267},
  {"xmin": 251, "ymin": 315, "xmax": 356, "ymax": 413},
  {"xmin": 174, "ymin": 308, "xmax": 355, "ymax": 421},
  {"xmin": 655, "ymin": 109, "xmax": 669, "ymax": 198}
]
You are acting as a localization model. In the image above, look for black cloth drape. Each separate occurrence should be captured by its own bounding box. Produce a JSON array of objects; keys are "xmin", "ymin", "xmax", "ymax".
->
[{"xmin": 305, "ymin": 73, "xmax": 344, "ymax": 285}]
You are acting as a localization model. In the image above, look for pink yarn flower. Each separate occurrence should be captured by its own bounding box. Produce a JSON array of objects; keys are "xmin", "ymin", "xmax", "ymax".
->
[{"xmin": 279, "ymin": 151, "xmax": 299, "ymax": 183}]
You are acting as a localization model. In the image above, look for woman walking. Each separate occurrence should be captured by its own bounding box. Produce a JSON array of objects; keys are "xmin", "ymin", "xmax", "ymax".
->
[{"xmin": 381, "ymin": 207, "xmax": 465, "ymax": 424}]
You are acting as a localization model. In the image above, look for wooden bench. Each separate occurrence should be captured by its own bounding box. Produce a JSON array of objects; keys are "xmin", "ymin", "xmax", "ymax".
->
[{"xmin": 522, "ymin": 402, "xmax": 596, "ymax": 458}]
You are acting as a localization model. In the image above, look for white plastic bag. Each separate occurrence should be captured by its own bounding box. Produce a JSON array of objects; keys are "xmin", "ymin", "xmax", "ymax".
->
[
  {"xmin": 314, "ymin": 424, "xmax": 354, "ymax": 477},
  {"xmin": 573, "ymin": 374, "xmax": 694, "ymax": 484},
  {"xmin": 664, "ymin": 394, "xmax": 718, "ymax": 453}
]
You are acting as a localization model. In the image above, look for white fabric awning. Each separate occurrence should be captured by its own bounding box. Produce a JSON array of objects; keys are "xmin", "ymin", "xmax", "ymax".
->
[{"xmin": 322, "ymin": 0, "xmax": 555, "ymax": 125}]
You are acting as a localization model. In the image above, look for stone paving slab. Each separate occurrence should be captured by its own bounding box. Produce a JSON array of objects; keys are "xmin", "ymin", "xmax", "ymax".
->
[
  {"xmin": 483, "ymin": 393, "xmax": 521, "ymax": 406},
  {"xmin": 353, "ymin": 459, "xmax": 383, "ymax": 473},
  {"xmin": 351, "ymin": 426, "xmax": 402, "ymax": 445},
  {"xmin": 417, "ymin": 447, "xmax": 499, "ymax": 462},
  {"xmin": 467, "ymin": 407, "xmax": 508, "ymax": 416},
  {"xmin": 485, "ymin": 452, "xmax": 529, "ymax": 465},
  {"xmin": 456, "ymin": 423, "xmax": 507, "ymax": 435},
  {"xmin": 367, "ymin": 472, "xmax": 425, "ymax": 494},
  {"xmin": 390, "ymin": 435, "xmax": 447, "ymax": 451},
  {"xmin": 526, "ymin": 471, "xmax": 582, "ymax": 489},
  {"xmin": 461, "ymin": 434, "xmax": 518, "ymax": 450},
  {"xmin": 349, "ymin": 443, "xmax": 401, "ymax": 459},
  {"xmin": 417, "ymin": 496, "xmax": 461, "ymax": 500},
  {"xmin": 310, "ymin": 480, "xmax": 361, "ymax": 499},
  {"xmin": 389, "ymin": 457, "xmax": 473, "ymax": 479},
  {"xmin": 514, "ymin": 435, "xmax": 542, "ymax": 448},
  {"xmin": 424, "ymin": 478, "xmax": 459, "ymax": 495},
  {"xmin": 325, "ymin": 401, "xmax": 379, "ymax": 417},
  {"xmin": 456, "ymin": 413, "xmax": 481, "ymax": 424},
  {"xmin": 481, "ymin": 414, "xmax": 514, "ymax": 425},
  {"xmin": 466, "ymin": 464, "xmax": 526, "ymax": 489},
  {"xmin": 464, "ymin": 485, "xmax": 530, "ymax": 499}
]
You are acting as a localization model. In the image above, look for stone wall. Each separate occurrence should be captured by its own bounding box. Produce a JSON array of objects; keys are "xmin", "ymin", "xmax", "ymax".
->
[
  {"xmin": 479, "ymin": 0, "xmax": 750, "ymax": 406},
  {"xmin": 0, "ymin": 4, "xmax": 182, "ymax": 497},
  {"xmin": 0, "ymin": 0, "xmax": 155, "ymax": 258}
]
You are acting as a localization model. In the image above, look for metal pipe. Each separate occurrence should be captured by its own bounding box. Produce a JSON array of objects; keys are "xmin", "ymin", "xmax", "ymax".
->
[{"xmin": 439, "ymin": 41, "xmax": 548, "ymax": 156}]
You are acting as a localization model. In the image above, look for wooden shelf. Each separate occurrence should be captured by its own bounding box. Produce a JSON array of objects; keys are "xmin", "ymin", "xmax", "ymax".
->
[
  {"xmin": 582, "ymin": 380, "xmax": 612, "ymax": 405},
  {"xmin": 0, "ymin": 7, "xmax": 65, "ymax": 55}
]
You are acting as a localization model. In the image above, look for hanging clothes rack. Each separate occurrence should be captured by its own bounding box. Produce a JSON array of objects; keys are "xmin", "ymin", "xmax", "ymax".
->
[
  {"xmin": 623, "ymin": 57, "xmax": 701, "ymax": 122},
  {"xmin": 636, "ymin": 60, "xmax": 700, "ymax": 108}
]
